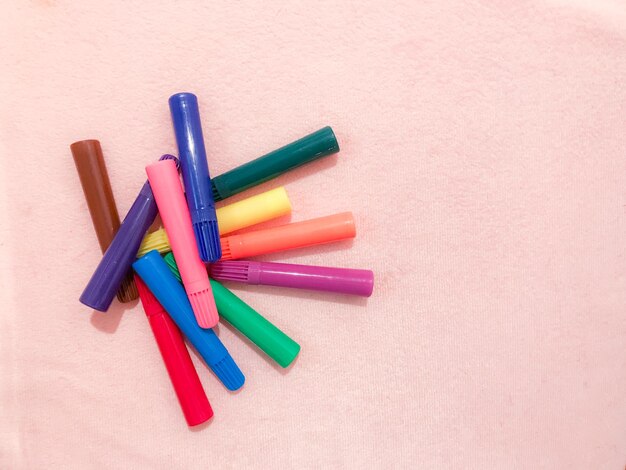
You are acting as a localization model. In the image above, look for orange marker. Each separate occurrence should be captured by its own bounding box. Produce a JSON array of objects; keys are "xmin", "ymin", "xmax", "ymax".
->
[{"xmin": 220, "ymin": 212, "xmax": 356, "ymax": 260}]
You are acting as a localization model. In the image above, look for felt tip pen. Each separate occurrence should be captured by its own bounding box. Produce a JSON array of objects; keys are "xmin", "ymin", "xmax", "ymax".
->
[
  {"xmin": 136, "ymin": 186, "xmax": 292, "ymax": 257},
  {"xmin": 210, "ymin": 126, "xmax": 339, "ymax": 202},
  {"xmin": 137, "ymin": 227, "xmax": 171, "ymax": 258},
  {"xmin": 209, "ymin": 260, "xmax": 374, "ymax": 297},
  {"xmin": 220, "ymin": 212, "xmax": 356, "ymax": 260},
  {"xmin": 135, "ymin": 275, "xmax": 213, "ymax": 426},
  {"xmin": 71, "ymin": 139, "xmax": 137, "ymax": 303},
  {"xmin": 146, "ymin": 159, "xmax": 218, "ymax": 328},
  {"xmin": 79, "ymin": 154, "xmax": 178, "ymax": 312},
  {"xmin": 133, "ymin": 251, "xmax": 245, "ymax": 391},
  {"xmin": 165, "ymin": 253, "xmax": 300, "ymax": 368},
  {"xmin": 170, "ymin": 92, "xmax": 221, "ymax": 262}
]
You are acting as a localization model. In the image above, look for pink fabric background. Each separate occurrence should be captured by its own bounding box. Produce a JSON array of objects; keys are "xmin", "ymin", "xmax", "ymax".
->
[{"xmin": 1, "ymin": 1, "xmax": 625, "ymax": 468}]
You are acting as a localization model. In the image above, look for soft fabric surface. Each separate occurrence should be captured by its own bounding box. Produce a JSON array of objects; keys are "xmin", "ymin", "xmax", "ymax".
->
[{"xmin": 1, "ymin": 1, "xmax": 625, "ymax": 468}]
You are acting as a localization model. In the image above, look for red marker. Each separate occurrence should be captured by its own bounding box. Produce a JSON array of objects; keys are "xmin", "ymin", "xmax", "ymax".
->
[{"xmin": 135, "ymin": 275, "xmax": 213, "ymax": 426}]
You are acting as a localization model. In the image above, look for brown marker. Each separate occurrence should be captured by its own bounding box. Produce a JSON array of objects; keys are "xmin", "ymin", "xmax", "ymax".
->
[{"xmin": 71, "ymin": 139, "xmax": 138, "ymax": 303}]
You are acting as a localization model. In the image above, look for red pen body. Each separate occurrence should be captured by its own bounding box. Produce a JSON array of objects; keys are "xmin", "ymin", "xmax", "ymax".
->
[{"xmin": 135, "ymin": 276, "xmax": 213, "ymax": 426}]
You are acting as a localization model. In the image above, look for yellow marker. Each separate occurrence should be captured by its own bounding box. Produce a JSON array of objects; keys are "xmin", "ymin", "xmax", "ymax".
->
[
  {"xmin": 216, "ymin": 186, "xmax": 291, "ymax": 235},
  {"xmin": 137, "ymin": 187, "xmax": 292, "ymax": 257},
  {"xmin": 137, "ymin": 227, "xmax": 171, "ymax": 257}
]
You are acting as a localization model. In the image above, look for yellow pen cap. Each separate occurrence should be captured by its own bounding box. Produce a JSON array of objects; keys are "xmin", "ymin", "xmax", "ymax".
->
[
  {"xmin": 216, "ymin": 187, "xmax": 291, "ymax": 235},
  {"xmin": 137, "ymin": 187, "xmax": 292, "ymax": 258},
  {"xmin": 137, "ymin": 227, "xmax": 171, "ymax": 257}
]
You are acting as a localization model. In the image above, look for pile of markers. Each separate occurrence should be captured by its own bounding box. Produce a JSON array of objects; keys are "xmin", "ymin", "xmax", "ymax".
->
[{"xmin": 72, "ymin": 92, "xmax": 374, "ymax": 426}]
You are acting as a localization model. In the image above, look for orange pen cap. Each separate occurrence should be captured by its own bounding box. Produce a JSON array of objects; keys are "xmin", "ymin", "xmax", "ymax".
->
[{"xmin": 220, "ymin": 212, "xmax": 356, "ymax": 260}]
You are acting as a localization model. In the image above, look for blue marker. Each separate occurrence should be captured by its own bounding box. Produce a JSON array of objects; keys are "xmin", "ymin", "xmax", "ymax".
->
[
  {"xmin": 169, "ymin": 92, "xmax": 221, "ymax": 262},
  {"xmin": 133, "ymin": 251, "xmax": 244, "ymax": 391}
]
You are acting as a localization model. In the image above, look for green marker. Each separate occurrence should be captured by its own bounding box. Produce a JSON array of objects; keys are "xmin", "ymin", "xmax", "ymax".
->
[
  {"xmin": 210, "ymin": 126, "xmax": 339, "ymax": 201},
  {"xmin": 164, "ymin": 253, "xmax": 301, "ymax": 368}
]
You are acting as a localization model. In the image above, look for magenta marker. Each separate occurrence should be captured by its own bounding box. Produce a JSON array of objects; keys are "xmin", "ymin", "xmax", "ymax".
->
[{"xmin": 209, "ymin": 261, "xmax": 374, "ymax": 297}]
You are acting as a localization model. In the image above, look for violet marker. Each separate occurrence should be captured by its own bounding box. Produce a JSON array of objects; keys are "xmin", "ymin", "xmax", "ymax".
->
[
  {"xmin": 209, "ymin": 261, "xmax": 374, "ymax": 297},
  {"xmin": 169, "ymin": 92, "xmax": 221, "ymax": 262},
  {"xmin": 80, "ymin": 155, "xmax": 179, "ymax": 311}
]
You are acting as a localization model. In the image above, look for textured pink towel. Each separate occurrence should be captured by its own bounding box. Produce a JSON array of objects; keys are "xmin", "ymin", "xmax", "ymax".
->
[{"xmin": 1, "ymin": 1, "xmax": 625, "ymax": 468}]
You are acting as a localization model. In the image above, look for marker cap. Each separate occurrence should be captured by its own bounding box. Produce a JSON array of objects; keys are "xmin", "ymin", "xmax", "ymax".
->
[
  {"xmin": 166, "ymin": 253, "xmax": 300, "ymax": 368},
  {"xmin": 71, "ymin": 139, "xmax": 137, "ymax": 303},
  {"xmin": 79, "ymin": 154, "xmax": 177, "ymax": 311},
  {"xmin": 138, "ymin": 228, "xmax": 171, "ymax": 257},
  {"xmin": 137, "ymin": 186, "xmax": 292, "ymax": 255},
  {"xmin": 209, "ymin": 260, "xmax": 374, "ymax": 297},
  {"xmin": 146, "ymin": 159, "xmax": 218, "ymax": 328},
  {"xmin": 216, "ymin": 186, "xmax": 291, "ymax": 235},
  {"xmin": 169, "ymin": 92, "xmax": 221, "ymax": 262},
  {"xmin": 134, "ymin": 251, "xmax": 244, "ymax": 391},
  {"xmin": 210, "ymin": 126, "xmax": 339, "ymax": 201},
  {"xmin": 220, "ymin": 212, "xmax": 356, "ymax": 260},
  {"xmin": 135, "ymin": 276, "xmax": 213, "ymax": 426}
]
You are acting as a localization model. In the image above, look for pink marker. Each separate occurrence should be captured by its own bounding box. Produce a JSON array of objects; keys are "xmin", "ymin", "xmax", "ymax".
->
[{"xmin": 146, "ymin": 159, "xmax": 218, "ymax": 328}]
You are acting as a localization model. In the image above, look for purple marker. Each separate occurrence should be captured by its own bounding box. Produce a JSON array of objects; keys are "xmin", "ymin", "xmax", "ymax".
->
[
  {"xmin": 208, "ymin": 260, "xmax": 374, "ymax": 297},
  {"xmin": 80, "ymin": 155, "xmax": 179, "ymax": 311}
]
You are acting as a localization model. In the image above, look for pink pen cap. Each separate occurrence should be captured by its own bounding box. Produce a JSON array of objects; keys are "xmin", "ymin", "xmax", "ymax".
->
[{"xmin": 146, "ymin": 159, "xmax": 218, "ymax": 328}]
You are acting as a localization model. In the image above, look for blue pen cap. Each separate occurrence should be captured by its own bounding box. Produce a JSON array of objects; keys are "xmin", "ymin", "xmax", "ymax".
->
[
  {"xmin": 133, "ymin": 251, "xmax": 244, "ymax": 391},
  {"xmin": 169, "ymin": 92, "xmax": 222, "ymax": 263}
]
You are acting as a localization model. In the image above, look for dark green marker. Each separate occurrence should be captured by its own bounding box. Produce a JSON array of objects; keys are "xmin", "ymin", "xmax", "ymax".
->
[{"xmin": 211, "ymin": 126, "xmax": 339, "ymax": 201}]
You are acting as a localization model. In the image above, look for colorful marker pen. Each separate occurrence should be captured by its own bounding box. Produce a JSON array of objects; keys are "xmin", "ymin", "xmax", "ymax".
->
[
  {"xmin": 146, "ymin": 159, "xmax": 218, "ymax": 328},
  {"xmin": 214, "ymin": 186, "xmax": 291, "ymax": 235},
  {"xmin": 220, "ymin": 212, "xmax": 356, "ymax": 260},
  {"xmin": 79, "ymin": 154, "xmax": 178, "ymax": 312},
  {"xmin": 71, "ymin": 139, "xmax": 137, "ymax": 303},
  {"xmin": 209, "ymin": 260, "xmax": 374, "ymax": 297},
  {"xmin": 165, "ymin": 253, "xmax": 300, "ymax": 368},
  {"xmin": 136, "ymin": 186, "xmax": 292, "ymax": 257},
  {"xmin": 211, "ymin": 126, "xmax": 339, "ymax": 202},
  {"xmin": 133, "ymin": 251, "xmax": 245, "ymax": 391},
  {"xmin": 135, "ymin": 276, "xmax": 213, "ymax": 426},
  {"xmin": 170, "ymin": 92, "xmax": 221, "ymax": 262},
  {"xmin": 137, "ymin": 227, "xmax": 171, "ymax": 258}
]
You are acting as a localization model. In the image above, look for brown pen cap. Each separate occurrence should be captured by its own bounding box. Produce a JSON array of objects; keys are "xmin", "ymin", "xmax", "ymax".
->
[{"xmin": 71, "ymin": 139, "xmax": 138, "ymax": 303}]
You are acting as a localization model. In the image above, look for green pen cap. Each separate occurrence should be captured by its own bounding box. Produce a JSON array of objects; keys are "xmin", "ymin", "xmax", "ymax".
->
[
  {"xmin": 164, "ymin": 253, "xmax": 301, "ymax": 368},
  {"xmin": 210, "ymin": 126, "xmax": 339, "ymax": 202}
]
